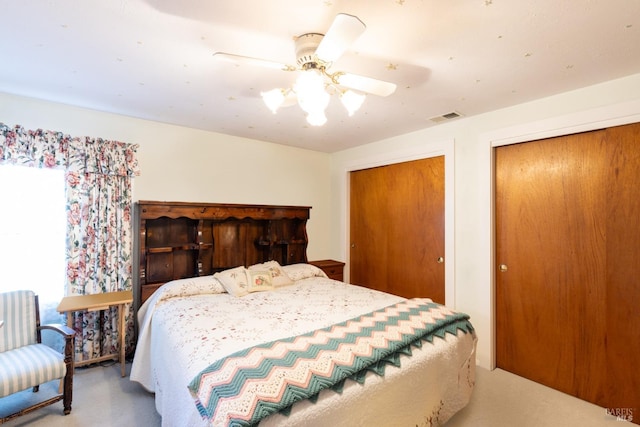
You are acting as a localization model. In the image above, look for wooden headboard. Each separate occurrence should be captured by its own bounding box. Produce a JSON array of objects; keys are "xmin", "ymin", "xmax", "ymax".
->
[{"xmin": 135, "ymin": 201, "xmax": 310, "ymax": 307}]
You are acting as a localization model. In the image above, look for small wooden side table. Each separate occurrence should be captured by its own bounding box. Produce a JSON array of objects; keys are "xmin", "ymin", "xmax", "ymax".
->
[
  {"xmin": 309, "ymin": 259, "xmax": 345, "ymax": 281},
  {"xmin": 57, "ymin": 290, "xmax": 133, "ymax": 377}
]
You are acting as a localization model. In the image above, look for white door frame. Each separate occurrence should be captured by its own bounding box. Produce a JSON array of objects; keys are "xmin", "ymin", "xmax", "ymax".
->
[{"xmin": 339, "ymin": 138, "xmax": 456, "ymax": 307}]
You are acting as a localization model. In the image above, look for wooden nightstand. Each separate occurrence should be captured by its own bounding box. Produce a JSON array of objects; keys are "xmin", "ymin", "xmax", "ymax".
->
[{"xmin": 309, "ymin": 259, "xmax": 345, "ymax": 281}]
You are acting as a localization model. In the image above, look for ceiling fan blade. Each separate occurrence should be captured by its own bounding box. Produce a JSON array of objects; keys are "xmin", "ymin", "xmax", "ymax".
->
[
  {"xmin": 213, "ymin": 52, "xmax": 296, "ymax": 72},
  {"xmin": 335, "ymin": 73, "xmax": 397, "ymax": 97},
  {"xmin": 315, "ymin": 14, "xmax": 366, "ymax": 63}
]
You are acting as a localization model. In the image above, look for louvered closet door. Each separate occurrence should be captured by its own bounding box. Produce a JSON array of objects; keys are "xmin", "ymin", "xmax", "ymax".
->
[
  {"xmin": 349, "ymin": 156, "xmax": 445, "ymax": 303},
  {"xmin": 496, "ymin": 122, "xmax": 640, "ymax": 422}
]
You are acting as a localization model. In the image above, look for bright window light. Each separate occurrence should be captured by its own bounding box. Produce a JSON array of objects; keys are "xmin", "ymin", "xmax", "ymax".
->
[{"xmin": 0, "ymin": 165, "xmax": 66, "ymax": 324}]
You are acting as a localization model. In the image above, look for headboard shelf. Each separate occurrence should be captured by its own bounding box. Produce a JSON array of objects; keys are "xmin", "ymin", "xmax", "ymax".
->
[{"xmin": 135, "ymin": 201, "xmax": 311, "ymax": 307}]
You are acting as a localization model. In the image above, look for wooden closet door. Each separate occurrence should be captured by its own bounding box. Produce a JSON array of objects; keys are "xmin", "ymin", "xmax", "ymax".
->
[
  {"xmin": 496, "ymin": 123, "xmax": 640, "ymax": 421},
  {"xmin": 350, "ymin": 156, "xmax": 445, "ymax": 303},
  {"xmin": 350, "ymin": 164, "xmax": 390, "ymax": 293},
  {"xmin": 495, "ymin": 131, "xmax": 609, "ymax": 404},
  {"xmin": 605, "ymin": 123, "xmax": 640, "ymax": 420}
]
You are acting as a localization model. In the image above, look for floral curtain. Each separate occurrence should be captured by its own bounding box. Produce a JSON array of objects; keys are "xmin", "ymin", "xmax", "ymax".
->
[{"xmin": 0, "ymin": 123, "xmax": 139, "ymax": 359}]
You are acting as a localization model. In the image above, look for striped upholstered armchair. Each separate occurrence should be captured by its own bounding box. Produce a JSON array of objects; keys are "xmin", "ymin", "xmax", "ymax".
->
[{"xmin": 0, "ymin": 290, "xmax": 75, "ymax": 422}]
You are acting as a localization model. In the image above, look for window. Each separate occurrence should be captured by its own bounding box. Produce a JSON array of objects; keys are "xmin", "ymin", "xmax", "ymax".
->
[{"xmin": 0, "ymin": 165, "xmax": 66, "ymax": 326}]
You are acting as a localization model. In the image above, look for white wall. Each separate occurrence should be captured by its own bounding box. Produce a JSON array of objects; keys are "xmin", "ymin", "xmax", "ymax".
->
[
  {"xmin": 330, "ymin": 73, "xmax": 640, "ymax": 370},
  {"xmin": 0, "ymin": 92, "xmax": 333, "ymax": 261}
]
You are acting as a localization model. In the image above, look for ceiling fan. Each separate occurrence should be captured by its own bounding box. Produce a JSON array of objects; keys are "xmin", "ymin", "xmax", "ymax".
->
[{"xmin": 213, "ymin": 13, "xmax": 397, "ymax": 126}]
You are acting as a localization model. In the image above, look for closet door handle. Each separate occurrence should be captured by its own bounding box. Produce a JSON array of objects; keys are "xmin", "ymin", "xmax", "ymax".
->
[
  {"xmin": 436, "ymin": 256, "xmax": 444, "ymax": 264},
  {"xmin": 499, "ymin": 264, "xmax": 508, "ymax": 272}
]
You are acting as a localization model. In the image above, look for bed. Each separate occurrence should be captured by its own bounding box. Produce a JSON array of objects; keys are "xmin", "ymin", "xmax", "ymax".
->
[{"xmin": 130, "ymin": 262, "xmax": 477, "ymax": 427}]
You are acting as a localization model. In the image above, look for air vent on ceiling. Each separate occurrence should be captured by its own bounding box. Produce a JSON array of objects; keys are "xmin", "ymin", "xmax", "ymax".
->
[{"xmin": 429, "ymin": 111, "xmax": 463, "ymax": 123}]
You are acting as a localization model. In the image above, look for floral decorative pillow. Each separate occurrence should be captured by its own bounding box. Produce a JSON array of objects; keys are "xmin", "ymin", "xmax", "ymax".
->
[
  {"xmin": 245, "ymin": 269, "xmax": 275, "ymax": 293},
  {"xmin": 281, "ymin": 263, "xmax": 328, "ymax": 281},
  {"xmin": 248, "ymin": 260, "xmax": 294, "ymax": 287},
  {"xmin": 214, "ymin": 266, "xmax": 250, "ymax": 297}
]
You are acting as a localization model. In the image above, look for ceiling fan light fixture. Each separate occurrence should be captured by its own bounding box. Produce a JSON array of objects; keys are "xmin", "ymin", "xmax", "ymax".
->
[
  {"xmin": 261, "ymin": 88, "xmax": 286, "ymax": 114},
  {"xmin": 294, "ymin": 70, "xmax": 330, "ymax": 116},
  {"xmin": 306, "ymin": 111, "xmax": 327, "ymax": 127},
  {"xmin": 340, "ymin": 89, "xmax": 366, "ymax": 116},
  {"xmin": 215, "ymin": 14, "xmax": 395, "ymax": 126}
]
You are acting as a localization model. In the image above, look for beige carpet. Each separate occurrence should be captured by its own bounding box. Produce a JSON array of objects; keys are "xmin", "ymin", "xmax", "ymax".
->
[
  {"xmin": 446, "ymin": 367, "xmax": 618, "ymax": 426},
  {"xmin": 0, "ymin": 361, "xmax": 160, "ymax": 427},
  {"xmin": 0, "ymin": 362, "xmax": 623, "ymax": 426}
]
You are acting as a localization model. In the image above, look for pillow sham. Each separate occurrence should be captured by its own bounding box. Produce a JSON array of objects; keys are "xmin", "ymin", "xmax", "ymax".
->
[
  {"xmin": 281, "ymin": 263, "xmax": 328, "ymax": 281},
  {"xmin": 157, "ymin": 275, "xmax": 226, "ymax": 300},
  {"xmin": 214, "ymin": 266, "xmax": 250, "ymax": 297},
  {"xmin": 245, "ymin": 269, "xmax": 275, "ymax": 293},
  {"xmin": 248, "ymin": 260, "xmax": 294, "ymax": 287}
]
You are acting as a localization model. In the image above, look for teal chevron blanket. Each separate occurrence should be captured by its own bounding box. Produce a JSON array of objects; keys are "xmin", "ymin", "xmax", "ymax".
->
[{"xmin": 188, "ymin": 298, "xmax": 474, "ymax": 427}]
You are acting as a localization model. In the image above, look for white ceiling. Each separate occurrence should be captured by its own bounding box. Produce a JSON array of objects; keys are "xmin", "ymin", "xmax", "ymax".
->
[{"xmin": 1, "ymin": 1, "xmax": 639, "ymax": 153}]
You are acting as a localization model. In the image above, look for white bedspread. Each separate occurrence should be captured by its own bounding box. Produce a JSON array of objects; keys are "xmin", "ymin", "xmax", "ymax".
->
[{"xmin": 131, "ymin": 273, "xmax": 476, "ymax": 427}]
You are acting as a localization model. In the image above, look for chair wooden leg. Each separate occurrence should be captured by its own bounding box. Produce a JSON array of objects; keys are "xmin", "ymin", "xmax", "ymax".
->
[
  {"xmin": 62, "ymin": 331, "xmax": 74, "ymax": 415},
  {"xmin": 62, "ymin": 370, "xmax": 73, "ymax": 415}
]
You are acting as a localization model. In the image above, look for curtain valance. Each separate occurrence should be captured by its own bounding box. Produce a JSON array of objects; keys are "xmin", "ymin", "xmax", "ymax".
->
[{"xmin": 0, "ymin": 123, "xmax": 139, "ymax": 176}]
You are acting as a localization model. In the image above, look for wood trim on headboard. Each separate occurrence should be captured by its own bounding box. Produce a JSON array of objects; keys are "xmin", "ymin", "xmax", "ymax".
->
[
  {"xmin": 137, "ymin": 201, "xmax": 311, "ymax": 221},
  {"xmin": 135, "ymin": 201, "xmax": 311, "ymax": 306}
]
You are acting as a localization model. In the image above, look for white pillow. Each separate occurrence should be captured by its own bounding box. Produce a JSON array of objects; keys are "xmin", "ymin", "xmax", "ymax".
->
[
  {"xmin": 159, "ymin": 275, "xmax": 226, "ymax": 299},
  {"xmin": 214, "ymin": 266, "xmax": 250, "ymax": 297},
  {"xmin": 248, "ymin": 260, "xmax": 294, "ymax": 287},
  {"xmin": 281, "ymin": 263, "xmax": 328, "ymax": 281},
  {"xmin": 245, "ymin": 269, "xmax": 275, "ymax": 293}
]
